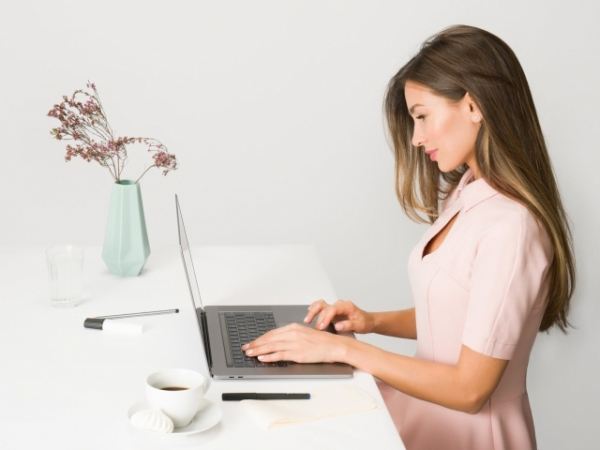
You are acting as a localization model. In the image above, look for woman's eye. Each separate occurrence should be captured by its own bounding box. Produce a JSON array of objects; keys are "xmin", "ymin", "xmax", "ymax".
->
[{"xmin": 416, "ymin": 115, "xmax": 425, "ymax": 120}]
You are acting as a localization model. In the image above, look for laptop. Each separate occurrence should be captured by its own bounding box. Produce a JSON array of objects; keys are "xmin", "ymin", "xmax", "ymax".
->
[{"xmin": 176, "ymin": 195, "xmax": 353, "ymax": 379}]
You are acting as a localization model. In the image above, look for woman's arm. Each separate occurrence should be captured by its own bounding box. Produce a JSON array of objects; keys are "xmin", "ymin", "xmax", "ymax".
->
[
  {"xmin": 306, "ymin": 299, "xmax": 417, "ymax": 339},
  {"xmin": 244, "ymin": 325, "xmax": 507, "ymax": 414},
  {"xmin": 371, "ymin": 308, "xmax": 417, "ymax": 339},
  {"xmin": 343, "ymin": 338, "xmax": 507, "ymax": 414}
]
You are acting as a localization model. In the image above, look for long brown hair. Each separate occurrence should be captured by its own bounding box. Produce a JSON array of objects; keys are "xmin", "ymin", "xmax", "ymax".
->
[{"xmin": 384, "ymin": 25, "xmax": 575, "ymax": 332}]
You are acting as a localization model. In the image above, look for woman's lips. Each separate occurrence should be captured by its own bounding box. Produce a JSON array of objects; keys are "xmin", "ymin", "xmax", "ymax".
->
[{"xmin": 425, "ymin": 149, "xmax": 438, "ymax": 161}]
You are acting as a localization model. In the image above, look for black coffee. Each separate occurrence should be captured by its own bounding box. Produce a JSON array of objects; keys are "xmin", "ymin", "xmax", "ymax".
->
[{"xmin": 161, "ymin": 386, "xmax": 189, "ymax": 391}]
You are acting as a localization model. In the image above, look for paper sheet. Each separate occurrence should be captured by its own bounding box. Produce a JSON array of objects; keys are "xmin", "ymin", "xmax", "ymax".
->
[{"xmin": 240, "ymin": 384, "xmax": 381, "ymax": 429}]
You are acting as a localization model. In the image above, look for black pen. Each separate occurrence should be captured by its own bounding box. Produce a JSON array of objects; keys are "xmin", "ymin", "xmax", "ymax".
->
[{"xmin": 222, "ymin": 393, "xmax": 311, "ymax": 401}]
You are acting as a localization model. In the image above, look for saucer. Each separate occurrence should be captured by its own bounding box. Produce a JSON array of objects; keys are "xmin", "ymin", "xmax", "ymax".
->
[{"xmin": 127, "ymin": 398, "xmax": 222, "ymax": 437}]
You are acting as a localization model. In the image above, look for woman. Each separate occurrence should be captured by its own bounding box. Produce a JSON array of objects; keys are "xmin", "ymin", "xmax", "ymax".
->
[{"xmin": 243, "ymin": 25, "xmax": 575, "ymax": 449}]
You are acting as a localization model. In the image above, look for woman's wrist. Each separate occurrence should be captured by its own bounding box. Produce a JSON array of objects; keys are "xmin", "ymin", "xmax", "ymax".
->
[
  {"xmin": 334, "ymin": 334, "xmax": 357, "ymax": 365},
  {"xmin": 336, "ymin": 335, "xmax": 383, "ymax": 370},
  {"xmin": 369, "ymin": 312, "xmax": 382, "ymax": 334},
  {"xmin": 368, "ymin": 309, "xmax": 417, "ymax": 339}
]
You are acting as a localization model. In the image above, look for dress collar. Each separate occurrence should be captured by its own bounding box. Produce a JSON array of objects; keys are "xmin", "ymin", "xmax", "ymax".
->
[{"xmin": 453, "ymin": 168, "xmax": 499, "ymax": 212}]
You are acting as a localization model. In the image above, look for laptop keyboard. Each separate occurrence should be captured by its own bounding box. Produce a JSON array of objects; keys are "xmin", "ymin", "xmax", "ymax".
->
[{"xmin": 221, "ymin": 312, "xmax": 289, "ymax": 368}]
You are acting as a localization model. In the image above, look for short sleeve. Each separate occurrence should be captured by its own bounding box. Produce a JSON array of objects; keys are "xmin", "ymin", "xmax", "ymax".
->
[{"xmin": 462, "ymin": 207, "xmax": 553, "ymax": 360}]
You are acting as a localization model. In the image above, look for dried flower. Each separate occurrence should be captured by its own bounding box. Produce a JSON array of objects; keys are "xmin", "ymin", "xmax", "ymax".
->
[{"xmin": 48, "ymin": 82, "xmax": 178, "ymax": 183}]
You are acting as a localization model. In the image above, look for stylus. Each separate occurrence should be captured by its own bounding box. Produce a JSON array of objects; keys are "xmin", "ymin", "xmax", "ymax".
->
[{"xmin": 94, "ymin": 309, "xmax": 179, "ymax": 319}]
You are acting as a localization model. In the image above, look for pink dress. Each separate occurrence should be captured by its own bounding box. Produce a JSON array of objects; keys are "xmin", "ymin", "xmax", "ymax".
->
[{"xmin": 378, "ymin": 168, "xmax": 553, "ymax": 450}]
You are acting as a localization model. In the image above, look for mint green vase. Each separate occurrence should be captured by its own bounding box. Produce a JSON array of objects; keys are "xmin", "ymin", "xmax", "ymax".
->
[{"xmin": 101, "ymin": 180, "xmax": 150, "ymax": 277}]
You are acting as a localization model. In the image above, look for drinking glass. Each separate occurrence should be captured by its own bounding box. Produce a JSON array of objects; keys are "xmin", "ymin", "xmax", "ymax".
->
[{"xmin": 46, "ymin": 245, "xmax": 84, "ymax": 308}]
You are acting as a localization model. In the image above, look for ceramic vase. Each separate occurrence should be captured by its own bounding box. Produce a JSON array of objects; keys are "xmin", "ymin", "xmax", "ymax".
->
[{"xmin": 101, "ymin": 180, "xmax": 150, "ymax": 277}]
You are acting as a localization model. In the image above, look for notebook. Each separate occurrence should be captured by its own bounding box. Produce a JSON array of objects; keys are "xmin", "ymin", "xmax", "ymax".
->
[{"xmin": 176, "ymin": 195, "xmax": 353, "ymax": 380}]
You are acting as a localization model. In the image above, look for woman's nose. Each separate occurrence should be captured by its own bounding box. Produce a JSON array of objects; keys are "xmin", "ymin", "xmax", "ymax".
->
[{"xmin": 412, "ymin": 125, "xmax": 425, "ymax": 148}]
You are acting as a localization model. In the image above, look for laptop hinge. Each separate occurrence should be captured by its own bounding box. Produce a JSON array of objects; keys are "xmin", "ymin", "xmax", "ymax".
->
[{"xmin": 199, "ymin": 310, "xmax": 213, "ymax": 374}]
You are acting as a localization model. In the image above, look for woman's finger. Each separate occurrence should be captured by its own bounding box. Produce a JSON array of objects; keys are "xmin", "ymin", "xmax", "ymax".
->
[
  {"xmin": 304, "ymin": 299, "xmax": 328, "ymax": 324},
  {"xmin": 317, "ymin": 300, "xmax": 354, "ymax": 330},
  {"xmin": 241, "ymin": 329, "xmax": 276, "ymax": 351},
  {"xmin": 316, "ymin": 305, "xmax": 341, "ymax": 330},
  {"xmin": 243, "ymin": 323, "xmax": 300, "ymax": 351},
  {"xmin": 257, "ymin": 351, "xmax": 288, "ymax": 362},
  {"xmin": 334, "ymin": 319, "xmax": 352, "ymax": 331},
  {"xmin": 244, "ymin": 340, "xmax": 280, "ymax": 356}
]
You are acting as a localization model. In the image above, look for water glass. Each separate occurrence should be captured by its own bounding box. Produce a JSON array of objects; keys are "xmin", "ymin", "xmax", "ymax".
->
[{"xmin": 46, "ymin": 246, "xmax": 84, "ymax": 308}]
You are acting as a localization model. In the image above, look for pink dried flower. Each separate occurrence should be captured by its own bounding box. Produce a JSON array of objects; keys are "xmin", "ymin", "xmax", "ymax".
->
[
  {"xmin": 153, "ymin": 151, "xmax": 178, "ymax": 175},
  {"xmin": 48, "ymin": 81, "xmax": 178, "ymax": 183}
]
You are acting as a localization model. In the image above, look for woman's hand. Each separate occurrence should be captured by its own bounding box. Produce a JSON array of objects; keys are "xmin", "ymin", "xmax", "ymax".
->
[
  {"xmin": 242, "ymin": 323, "xmax": 348, "ymax": 364},
  {"xmin": 304, "ymin": 299, "xmax": 375, "ymax": 334}
]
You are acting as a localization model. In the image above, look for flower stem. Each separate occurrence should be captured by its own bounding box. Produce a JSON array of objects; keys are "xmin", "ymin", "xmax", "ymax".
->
[{"xmin": 135, "ymin": 165, "xmax": 156, "ymax": 184}]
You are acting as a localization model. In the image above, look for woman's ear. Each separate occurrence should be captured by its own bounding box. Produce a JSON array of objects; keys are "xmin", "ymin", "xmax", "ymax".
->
[{"xmin": 464, "ymin": 92, "xmax": 483, "ymax": 123}]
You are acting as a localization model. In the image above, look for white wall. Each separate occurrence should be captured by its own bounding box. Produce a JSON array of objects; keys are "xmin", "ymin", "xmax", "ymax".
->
[{"xmin": 1, "ymin": 1, "xmax": 598, "ymax": 447}]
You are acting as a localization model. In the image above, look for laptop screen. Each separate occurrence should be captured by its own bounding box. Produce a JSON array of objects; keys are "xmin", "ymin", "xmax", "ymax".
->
[{"xmin": 176, "ymin": 195, "xmax": 204, "ymax": 312}]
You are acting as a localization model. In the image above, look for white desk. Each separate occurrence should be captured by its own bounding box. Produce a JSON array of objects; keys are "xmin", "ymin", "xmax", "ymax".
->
[{"xmin": 0, "ymin": 245, "xmax": 404, "ymax": 449}]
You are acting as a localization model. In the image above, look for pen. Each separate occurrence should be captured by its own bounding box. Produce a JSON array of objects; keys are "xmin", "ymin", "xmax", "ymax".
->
[
  {"xmin": 222, "ymin": 393, "xmax": 311, "ymax": 401},
  {"xmin": 94, "ymin": 309, "xmax": 179, "ymax": 319}
]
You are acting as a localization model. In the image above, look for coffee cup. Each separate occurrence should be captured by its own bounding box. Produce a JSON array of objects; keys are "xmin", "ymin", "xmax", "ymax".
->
[{"xmin": 145, "ymin": 368, "xmax": 210, "ymax": 428}]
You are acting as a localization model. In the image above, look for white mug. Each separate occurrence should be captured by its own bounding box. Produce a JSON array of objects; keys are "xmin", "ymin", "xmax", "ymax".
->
[{"xmin": 145, "ymin": 368, "xmax": 210, "ymax": 428}]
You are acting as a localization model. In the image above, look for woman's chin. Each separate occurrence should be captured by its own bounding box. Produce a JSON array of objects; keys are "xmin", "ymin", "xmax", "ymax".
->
[
  {"xmin": 436, "ymin": 161, "xmax": 450, "ymax": 173},
  {"xmin": 436, "ymin": 161, "xmax": 463, "ymax": 173}
]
